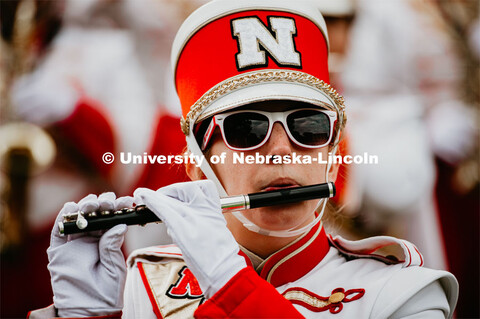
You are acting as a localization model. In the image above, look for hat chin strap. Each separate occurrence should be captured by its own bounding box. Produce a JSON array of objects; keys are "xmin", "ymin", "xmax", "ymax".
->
[
  {"xmin": 187, "ymin": 127, "xmax": 338, "ymax": 238},
  {"xmin": 186, "ymin": 133, "xmax": 228, "ymax": 197},
  {"xmin": 231, "ymin": 198, "xmax": 327, "ymax": 237}
]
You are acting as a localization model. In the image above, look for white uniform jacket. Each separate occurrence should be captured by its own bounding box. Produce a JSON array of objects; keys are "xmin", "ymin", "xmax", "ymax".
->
[{"xmin": 123, "ymin": 223, "xmax": 458, "ymax": 318}]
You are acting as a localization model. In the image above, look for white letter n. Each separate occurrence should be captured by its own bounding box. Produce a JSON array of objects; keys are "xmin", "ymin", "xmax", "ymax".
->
[{"xmin": 232, "ymin": 17, "xmax": 301, "ymax": 70}]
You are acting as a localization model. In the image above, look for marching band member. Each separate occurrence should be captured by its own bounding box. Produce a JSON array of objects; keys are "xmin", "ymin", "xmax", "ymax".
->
[{"xmin": 29, "ymin": 1, "xmax": 458, "ymax": 318}]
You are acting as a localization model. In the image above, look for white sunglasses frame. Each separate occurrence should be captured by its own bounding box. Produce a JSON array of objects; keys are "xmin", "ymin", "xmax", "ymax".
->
[{"xmin": 201, "ymin": 108, "xmax": 338, "ymax": 151}]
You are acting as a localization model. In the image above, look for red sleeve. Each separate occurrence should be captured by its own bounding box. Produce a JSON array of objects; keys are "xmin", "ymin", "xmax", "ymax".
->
[{"xmin": 194, "ymin": 267, "xmax": 303, "ymax": 318}]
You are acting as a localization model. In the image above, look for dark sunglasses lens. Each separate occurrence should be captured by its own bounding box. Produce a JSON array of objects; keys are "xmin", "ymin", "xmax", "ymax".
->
[
  {"xmin": 223, "ymin": 112, "xmax": 269, "ymax": 148},
  {"xmin": 287, "ymin": 110, "xmax": 331, "ymax": 146}
]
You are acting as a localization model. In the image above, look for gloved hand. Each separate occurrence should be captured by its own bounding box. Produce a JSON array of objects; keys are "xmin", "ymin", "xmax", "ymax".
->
[
  {"xmin": 47, "ymin": 192, "xmax": 132, "ymax": 317},
  {"xmin": 134, "ymin": 180, "xmax": 247, "ymax": 299}
]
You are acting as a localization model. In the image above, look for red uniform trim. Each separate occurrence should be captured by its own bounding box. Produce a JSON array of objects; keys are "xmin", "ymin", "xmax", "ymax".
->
[
  {"xmin": 137, "ymin": 262, "xmax": 164, "ymax": 319},
  {"xmin": 413, "ymin": 246, "xmax": 424, "ymax": 267},
  {"xmin": 238, "ymin": 250, "xmax": 254, "ymax": 268},
  {"xmin": 143, "ymin": 251, "xmax": 183, "ymax": 257},
  {"xmin": 327, "ymin": 235, "xmax": 407, "ymax": 265},
  {"xmin": 260, "ymin": 222, "xmax": 329, "ymax": 287},
  {"xmin": 155, "ymin": 244, "xmax": 177, "ymax": 248},
  {"xmin": 404, "ymin": 242, "xmax": 413, "ymax": 267}
]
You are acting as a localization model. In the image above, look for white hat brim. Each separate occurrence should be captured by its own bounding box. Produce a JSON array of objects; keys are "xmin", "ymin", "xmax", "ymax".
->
[{"xmin": 196, "ymin": 81, "xmax": 336, "ymax": 122}]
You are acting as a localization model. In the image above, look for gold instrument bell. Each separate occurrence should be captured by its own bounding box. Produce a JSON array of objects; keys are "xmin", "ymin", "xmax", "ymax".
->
[{"xmin": 0, "ymin": 122, "xmax": 56, "ymax": 254}]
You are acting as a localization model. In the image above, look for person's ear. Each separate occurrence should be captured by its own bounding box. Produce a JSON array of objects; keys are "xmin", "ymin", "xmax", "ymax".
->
[
  {"xmin": 328, "ymin": 162, "xmax": 339, "ymax": 182},
  {"xmin": 186, "ymin": 161, "xmax": 204, "ymax": 181}
]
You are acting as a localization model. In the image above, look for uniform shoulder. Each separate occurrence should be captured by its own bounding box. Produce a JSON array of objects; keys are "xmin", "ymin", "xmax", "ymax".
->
[
  {"xmin": 371, "ymin": 266, "xmax": 458, "ymax": 318},
  {"xmin": 327, "ymin": 234, "xmax": 424, "ymax": 267},
  {"xmin": 327, "ymin": 234, "xmax": 458, "ymax": 318}
]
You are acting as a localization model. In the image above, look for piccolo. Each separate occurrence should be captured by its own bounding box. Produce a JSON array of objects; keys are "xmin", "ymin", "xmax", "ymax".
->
[{"xmin": 59, "ymin": 182, "xmax": 335, "ymax": 235}]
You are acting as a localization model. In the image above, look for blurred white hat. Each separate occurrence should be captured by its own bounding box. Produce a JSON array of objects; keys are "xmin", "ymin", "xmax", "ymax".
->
[{"xmin": 309, "ymin": 0, "xmax": 355, "ymax": 17}]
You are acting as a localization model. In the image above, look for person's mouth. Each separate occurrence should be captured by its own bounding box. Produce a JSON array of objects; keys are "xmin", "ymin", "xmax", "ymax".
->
[{"xmin": 261, "ymin": 178, "xmax": 301, "ymax": 192}]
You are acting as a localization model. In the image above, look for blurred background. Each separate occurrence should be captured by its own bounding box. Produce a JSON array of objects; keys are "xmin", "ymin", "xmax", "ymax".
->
[{"xmin": 0, "ymin": 0, "xmax": 478, "ymax": 318}]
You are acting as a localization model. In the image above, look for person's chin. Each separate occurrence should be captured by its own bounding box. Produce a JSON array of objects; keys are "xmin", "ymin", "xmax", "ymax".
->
[{"xmin": 247, "ymin": 204, "xmax": 307, "ymax": 231}]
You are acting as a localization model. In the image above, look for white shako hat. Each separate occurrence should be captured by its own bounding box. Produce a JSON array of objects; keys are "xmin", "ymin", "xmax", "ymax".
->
[{"xmin": 171, "ymin": 0, "xmax": 346, "ymax": 236}]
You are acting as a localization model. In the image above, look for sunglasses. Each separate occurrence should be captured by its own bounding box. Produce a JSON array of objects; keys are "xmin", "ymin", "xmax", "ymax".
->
[{"xmin": 200, "ymin": 108, "xmax": 337, "ymax": 151}]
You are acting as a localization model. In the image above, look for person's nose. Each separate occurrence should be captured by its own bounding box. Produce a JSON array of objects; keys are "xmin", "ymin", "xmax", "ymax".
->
[{"xmin": 263, "ymin": 122, "xmax": 293, "ymax": 156}]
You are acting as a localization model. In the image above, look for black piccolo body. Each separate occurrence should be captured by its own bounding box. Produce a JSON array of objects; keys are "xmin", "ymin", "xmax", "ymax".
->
[{"xmin": 59, "ymin": 182, "xmax": 335, "ymax": 235}]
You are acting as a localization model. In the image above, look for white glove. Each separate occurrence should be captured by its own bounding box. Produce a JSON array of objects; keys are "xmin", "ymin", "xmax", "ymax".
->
[
  {"xmin": 134, "ymin": 180, "xmax": 247, "ymax": 299},
  {"xmin": 47, "ymin": 192, "xmax": 132, "ymax": 317}
]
